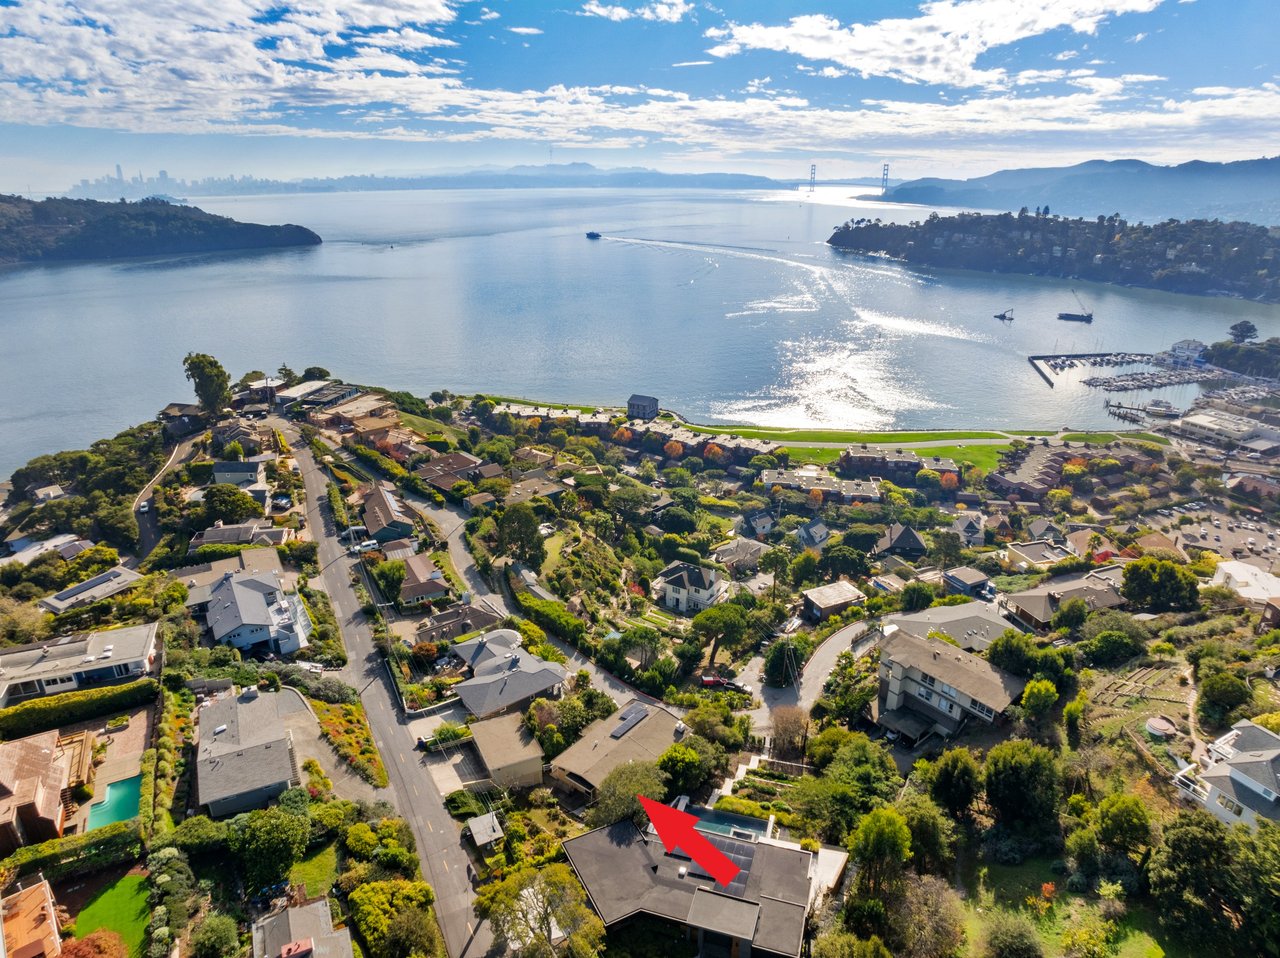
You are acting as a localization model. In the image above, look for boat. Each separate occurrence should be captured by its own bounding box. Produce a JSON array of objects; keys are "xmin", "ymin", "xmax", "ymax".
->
[
  {"xmin": 585, "ymin": 231, "xmax": 602, "ymax": 240},
  {"xmin": 1144, "ymin": 399, "xmax": 1180, "ymax": 418},
  {"xmin": 994, "ymin": 308, "xmax": 1014, "ymax": 321},
  {"xmin": 1058, "ymin": 289, "xmax": 1093, "ymax": 323}
]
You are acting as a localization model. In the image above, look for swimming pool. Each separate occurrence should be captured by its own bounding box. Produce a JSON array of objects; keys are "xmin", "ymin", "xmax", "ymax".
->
[
  {"xmin": 688, "ymin": 806, "xmax": 771, "ymax": 840},
  {"xmin": 87, "ymin": 775, "xmax": 142, "ymax": 830}
]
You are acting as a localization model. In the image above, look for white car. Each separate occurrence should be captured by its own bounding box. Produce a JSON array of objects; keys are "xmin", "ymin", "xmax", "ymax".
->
[{"xmin": 138, "ymin": 501, "xmax": 150, "ymax": 513}]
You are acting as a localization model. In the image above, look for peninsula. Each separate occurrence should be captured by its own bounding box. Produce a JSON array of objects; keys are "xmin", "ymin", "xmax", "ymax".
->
[
  {"xmin": 828, "ymin": 209, "xmax": 1280, "ymax": 303},
  {"xmin": 0, "ymin": 194, "xmax": 322, "ymax": 264}
]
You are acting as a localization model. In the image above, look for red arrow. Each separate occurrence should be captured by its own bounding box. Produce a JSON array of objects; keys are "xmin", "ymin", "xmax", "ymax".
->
[{"xmin": 638, "ymin": 796, "xmax": 741, "ymax": 887}]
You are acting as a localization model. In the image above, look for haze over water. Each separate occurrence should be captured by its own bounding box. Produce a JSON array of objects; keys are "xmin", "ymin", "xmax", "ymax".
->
[{"xmin": 3, "ymin": 187, "xmax": 1280, "ymax": 477}]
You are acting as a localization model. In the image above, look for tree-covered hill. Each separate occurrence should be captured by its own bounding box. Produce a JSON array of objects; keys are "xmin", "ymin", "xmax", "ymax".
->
[
  {"xmin": 0, "ymin": 194, "xmax": 322, "ymax": 264},
  {"xmin": 827, "ymin": 210, "xmax": 1280, "ymax": 303}
]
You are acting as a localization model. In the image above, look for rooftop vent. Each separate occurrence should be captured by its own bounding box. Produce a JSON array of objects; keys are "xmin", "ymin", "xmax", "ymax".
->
[{"xmin": 213, "ymin": 724, "xmax": 227, "ymax": 735}]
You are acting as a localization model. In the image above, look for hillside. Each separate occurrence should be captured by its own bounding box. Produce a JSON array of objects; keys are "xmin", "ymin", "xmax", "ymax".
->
[
  {"xmin": 828, "ymin": 210, "xmax": 1280, "ymax": 302},
  {"xmin": 0, "ymin": 195, "xmax": 322, "ymax": 264},
  {"xmin": 878, "ymin": 156, "xmax": 1280, "ymax": 225}
]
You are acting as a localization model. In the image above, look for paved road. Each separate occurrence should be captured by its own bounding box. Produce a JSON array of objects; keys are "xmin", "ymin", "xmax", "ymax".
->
[
  {"xmin": 133, "ymin": 433, "xmax": 200, "ymax": 558},
  {"xmin": 742, "ymin": 621, "xmax": 871, "ymax": 733},
  {"xmin": 287, "ymin": 424, "xmax": 497, "ymax": 958}
]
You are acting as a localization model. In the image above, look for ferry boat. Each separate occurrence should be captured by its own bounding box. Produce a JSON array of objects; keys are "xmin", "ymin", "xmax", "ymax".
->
[
  {"xmin": 585, "ymin": 231, "xmax": 602, "ymax": 240},
  {"xmin": 1144, "ymin": 399, "xmax": 1180, "ymax": 418}
]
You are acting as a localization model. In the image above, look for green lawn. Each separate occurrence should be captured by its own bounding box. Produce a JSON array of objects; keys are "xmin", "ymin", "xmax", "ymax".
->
[
  {"xmin": 912, "ymin": 444, "xmax": 1011, "ymax": 472},
  {"xmin": 487, "ymin": 396, "xmax": 614, "ymax": 414},
  {"xmin": 778, "ymin": 446, "xmax": 844, "ymax": 465},
  {"xmin": 541, "ymin": 533, "xmax": 567, "ymax": 577},
  {"xmin": 692, "ymin": 425, "xmax": 1011, "ymax": 444},
  {"xmin": 430, "ymin": 549, "xmax": 464, "ymax": 593},
  {"xmin": 74, "ymin": 874, "xmax": 149, "ymax": 958},
  {"xmin": 290, "ymin": 841, "xmax": 339, "ymax": 898},
  {"xmin": 1061, "ymin": 431, "xmax": 1169, "ymax": 446},
  {"xmin": 397, "ymin": 412, "xmax": 461, "ymax": 442}
]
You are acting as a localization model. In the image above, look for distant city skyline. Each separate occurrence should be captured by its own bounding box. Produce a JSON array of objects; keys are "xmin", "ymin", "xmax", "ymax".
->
[{"xmin": 2, "ymin": 0, "xmax": 1277, "ymax": 193}]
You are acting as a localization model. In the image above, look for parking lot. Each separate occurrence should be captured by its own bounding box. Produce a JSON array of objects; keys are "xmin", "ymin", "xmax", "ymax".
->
[{"xmin": 1144, "ymin": 499, "xmax": 1280, "ymax": 566}]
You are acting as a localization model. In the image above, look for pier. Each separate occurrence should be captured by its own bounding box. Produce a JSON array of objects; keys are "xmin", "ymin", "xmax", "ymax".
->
[{"xmin": 1028, "ymin": 352, "xmax": 1154, "ymax": 389}]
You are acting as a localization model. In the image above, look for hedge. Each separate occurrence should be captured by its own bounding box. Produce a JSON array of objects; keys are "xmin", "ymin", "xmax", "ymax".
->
[
  {"xmin": 1, "ymin": 820, "xmax": 143, "ymax": 881},
  {"xmin": 137, "ymin": 748, "xmax": 158, "ymax": 841},
  {"xmin": 514, "ymin": 591, "xmax": 586, "ymax": 646},
  {"xmin": 0, "ymin": 679, "xmax": 159, "ymax": 739}
]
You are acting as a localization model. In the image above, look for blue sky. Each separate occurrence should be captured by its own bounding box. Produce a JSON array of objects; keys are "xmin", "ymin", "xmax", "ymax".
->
[{"xmin": 0, "ymin": 0, "xmax": 1277, "ymax": 191}]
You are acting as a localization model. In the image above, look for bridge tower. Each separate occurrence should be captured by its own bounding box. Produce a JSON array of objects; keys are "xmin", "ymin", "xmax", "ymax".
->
[
  {"xmin": 881, "ymin": 163, "xmax": 890, "ymax": 195},
  {"xmin": 808, "ymin": 164, "xmax": 816, "ymax": 192}
]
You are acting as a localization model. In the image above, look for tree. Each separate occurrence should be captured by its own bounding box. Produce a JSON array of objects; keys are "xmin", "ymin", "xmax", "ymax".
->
[
  {"xmin": 1021, "ymin": 679, "xmax": 1058, "ymax": 720},
  {"xmin": 891, "ymin": 875, "xmax": 966, "ymax": 958},
  {"xmin": 1229, "ymin": 320, "xmax": 1259, "ymax": 344},
  {"xmin": 382, "ymin": 907, "xmax": 442, "ymax": 958},
  {"xmin": 1095, "ymin": 793, "xmax": 1150, "ymax": 854},
  {"xmin": 929, "ymin": 747, "xmax": 982, "ymax": 821},
  {"xmin": 982, "ymin": 910, "xmax": 1045, "ymax": 958},
  {"xmin": 202, "ymin": 483, "xmax": 264, "ymax": 525},
  {"xmin": 658, "ymin": 743, "xmax": 709, "ymax": 796},
  {"xmin": 770, "ymin": 705, "xmax": 809, "ymax": 760},
  {"xmin": 62, "ymin": 932, "xmax": 127, "ymax": 958},
  {"xmin": 482, "ymin": 864, "xmax": 604, "ymax": 958},
  {"xmin": 228, "ymin": 807, "xmax": 310, "ymax": 890},
  {"xmin": 790, "ymin": 550, "xmax": 819, "ymax": 587},
  {"xmin": 222, "ymin": 440, "xmax": 244, "ymax": 461},
  {"xmin": 1059, "ymin": 916, "xmax": 1114, "ymax": 958},
  {"xmin": 760, "ymin": 547, "xmax": 792, "ymax": 598},
  {"xmin": 190, "ymin": 914, "xmax": 239, "ymax": 958},
  {"xmin": 928, "ymin": 531, "xmax": 962, "ymax": 569},
  {"xmin": 1229, "ymin": 819, "xmax": 1280, "ymax": 954},
  {"xmin": 302, "ymin": 365, "xmax": 330, "ymax": 380},
  {"xmin": 691, "ymin": 603, "xmax": 747, "ymax": 666},
  {"xmin": 900, "ymin": 580, "xmax": 934, "ymax": 613},
  {"xmin": 1051, "ymin": 597, "xmax": 1088, "ymax": 633},
  {"xmin": 813, "ymin": 933, "xmax": 894, "ymax": 958},
  {"xmin": 498, "ymin": 502, "xmax": 546, "ymax": 568},
  {"xmin": 764, "ymin": 637, "xmax": 805, "ymax": 687},
  {"xmin": 895, "ymin": 793, "xmax": 955, "ymax": 875},
  {"xmin": 1198, "ymin": 671, "xmax": 1250, "ymax": 725},
  {"xmin": 184, "ymin": 352, "xmax": 232, "ymax": 417},
  {"xmin": 983, "ymin": 740, "xmax": 1060, "ymax": 831},
  {"xmin": 849, "ymin": 807, "xmax": 912, "ymax": 899},
  {"xmin": 587, "ymin": 761, "xmax": 668, "ymax": 828},
  {"xmin": 1147, "ymin": 810, "xmax": 1236, "ymax": 943},
  {"xmin": 820, "ymin": 545, "xmax": 870, "ymax": 579},
  {"xmin": 1121, "ymin": 556, "xmax": 1199, "ymax": 612},
  {"xmin": 623, "ymin": 626, "xmax": 663, "ymax": 671},
  {"xmin": 349, "ymin": 881, "xmax": 436, "ymax": 957}
]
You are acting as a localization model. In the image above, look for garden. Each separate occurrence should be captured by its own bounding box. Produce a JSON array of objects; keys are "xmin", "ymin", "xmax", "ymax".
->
[
  {"xmin": 73, "ymin": 873, "xmax": 150, "ymax": 958},
  {"xmin": 311, "ymin": 699, "xmax": 390, "ymax": 788}
]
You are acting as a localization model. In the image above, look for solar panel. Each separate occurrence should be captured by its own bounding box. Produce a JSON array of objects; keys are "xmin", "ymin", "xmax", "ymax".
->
[
  {"xmin": 690, "ymin": 834, "xmax": 756, "ymax": 897},
  {"xmin": 610, "ymin": 702, "xmax": 649, "ymax": 738}
]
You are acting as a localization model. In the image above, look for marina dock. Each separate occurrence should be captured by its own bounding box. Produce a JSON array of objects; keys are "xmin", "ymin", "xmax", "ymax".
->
[{"xmin": 1028, "ymin": 352, "xmax": 1153, "ymax": 388}]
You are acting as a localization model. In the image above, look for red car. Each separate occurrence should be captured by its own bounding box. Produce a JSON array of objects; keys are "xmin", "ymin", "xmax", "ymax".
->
[{"xmin": 700, "ymin": 675, "xmax": 727, "ymax": 688}]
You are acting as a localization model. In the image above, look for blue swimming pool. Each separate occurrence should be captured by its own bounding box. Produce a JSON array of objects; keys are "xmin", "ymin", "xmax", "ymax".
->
[
  {"xmin": 87, "ymin": 775, "xmax": 142, "ymax": 830},
  {"xmin": 689, "ymin": 806, "xmax": 771, "ymax": 840}
]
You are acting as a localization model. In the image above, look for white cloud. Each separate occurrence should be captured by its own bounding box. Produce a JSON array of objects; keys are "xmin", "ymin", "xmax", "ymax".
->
[
  {"xmin": 480, "ymin": 9, "xmax": 499, "ymax": 19},
  {"xmin": 671, "ymin": 60, "xmax": 713, "ymax": 67},
  {"xmin": 580, "ymin": 1, "xmax": 694, "ymax": 23},
  {"xmin": 704, "ymin": 0, "xmax": 1165, "ymax": 89},
  {"xmin": 1128, "ymin": 32, "xmax": 1148, "ymax": 42},
  {"xmin": 744, "ymin": 76, "xmax": 771, "ymax": 93},
  {"xmin": 1054, "ymin": 50, "xmax": 1080, "ymax": 60},
  {"xmin": 508, "ymin": 26, "xmax": 543, "ymax": 35}
]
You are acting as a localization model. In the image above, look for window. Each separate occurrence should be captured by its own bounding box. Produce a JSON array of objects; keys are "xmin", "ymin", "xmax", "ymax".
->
[
  {"xmin": 942, "ymin": 683, "xmax": 958, "ymax": 698},
  {"xmin": 969, "ymin": 701, "xmax": 995, "ymax": 721},
  {"xmin": 919, "ymin": 673, "xmax": 936, "ymax": 688},
  {"xmin": 940, "ymin": 698, "xmax": 956, "ymax": 714},
  {"xmin": 916, "ymin": 687, "xmax": 933, "ymax": 703},
  {"xmin": 1217, "ymin": 794, "xmax": 1244, "ymax": 817}
]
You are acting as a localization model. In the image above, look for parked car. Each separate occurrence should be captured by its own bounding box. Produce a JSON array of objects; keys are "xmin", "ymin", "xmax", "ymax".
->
[
  {"xmin": 138, "ymin": 500, "xmax": 150, "ymax": 513},
  {"xmin": 700, "ymin": 675, "xmax": 727, "ymax": 688},
  {"xmin": 726, "ymin": 681, "xmax": 754, "ymax": 695}
]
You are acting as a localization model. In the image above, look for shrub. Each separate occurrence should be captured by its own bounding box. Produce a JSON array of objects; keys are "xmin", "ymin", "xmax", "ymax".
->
[
  {"xmin": 1, "ymin": 821, "xmax": 141, "ymax": 880},
  {"xmin": 190, "ymin": 913, "xmax": 238, "ymax": 958},
  {"xmin": 0, "ymin": 679, "xmax": 158, "ymax": 738},
  {"xmin": 982, "ymin": 910, "xmax": 1045, "ymax": 958}
]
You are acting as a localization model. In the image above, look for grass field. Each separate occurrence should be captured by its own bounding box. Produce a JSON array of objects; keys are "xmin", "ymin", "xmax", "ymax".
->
[
  {"xmin": 398, "ymin": 412, "xmax": 461, "ymax": 441},
  {"xmin": 691, "ymin": 425, "xmax": 1011, "ymax": 444},
  {"xmin": 488, "ymin": 396, "xmax": 614, "ymax": 414},
  {"xmin": 912, "ymin": 443, "xmax": 1011, "ymax": 472},
  {"xmin": 541, "ymin": 533, "xmax": 566, "ymax": 577},
  {"xmin": 290, "ymin": 841, "xmax": 339, "ymax": 898},
  {"xmin": 778, "ymin": 447, "xmax": 844, "ymax": 466},
  {"xmin": 74, "ymin": 874, "xmax": 149, "ymax": 958},
  {"xmin": 1062, "ymin": 431, "xmax": 1170, "ymax": 446}
]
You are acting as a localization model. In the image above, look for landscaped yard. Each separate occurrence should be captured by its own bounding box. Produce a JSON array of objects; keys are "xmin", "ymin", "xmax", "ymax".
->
[
  {"xmin": 541, "ymin": 532, "xmax": 567, "ymax": 576},
  {"xmin": 290, "ymin": 841, "xmax": 338, "ymax": 898},
  {"xmin": 911, "ymin": 443, "xmax": 1012, "ymax": 473},
  {"xmin": 311, "ymin": 699, "xmax": 390, "ymax": 788},
  {"xmin": 691, "ymin": 425, "xmax": 1012, "ymax": 444},
  {"xmin": 73, "ymin": 874, "xmax": 149, "ymax": 958}
]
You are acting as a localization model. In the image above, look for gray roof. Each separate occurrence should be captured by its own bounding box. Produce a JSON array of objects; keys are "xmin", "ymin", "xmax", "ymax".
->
[
  {"xmin": 552, "ymin": 700, "xmax": 683, "ymax": 793},
  {"xmin": 714, "ymin": 538, "xmax": 768, "ymax": 565},
  {"xmin": 562, "ymin": 817, "xmax": 812, "ymax": 958},
  {"xmin": 885, "ymin": 600, "xmax": 1009, "ymax": 652},
  {"xmin": 362, "ymin": 484, "xmax": 412, "ymax": 536},
  {"xmin": 173, "ymin": 548, "xmax": 284, "ymax": 591},
  {"xmin": 252, "ymin": 901, "xmax": 353, "ymax": 958},
  {"xmin": 189, "ymin": 570, "xmax": 292, "ymax": 644},
  {"xmin": 454, "ymin": 653, "xmax": 567, "ymax": 718},
  {"xmin": 629, "ymin": 394, "xmax": 658, "ymax": 405},
  {"xmin": 0, "ymin": 623, "xmax": 157, "ymax": 692},
  {"xmin": 189, "ymin": 520, "xmax": 287, "ymax": 548},
  {"xmin": 468, "ymin": 811, "xmax": 504, "ymax": 846},
  {"xmin": 802, "ymin": 580, "xmax": 866, "ymax": 609},
  {"xmin": 38, "ymin": 566, "xmax": 143, "ymax": 613},
  {"xmin": 196, "ymin": 690, "xmax": 297, "ymax": 809},
  {"xmin": 658, "ymin": 561, "xmax": 720, "ymax": 592},
  {"xmin": 453, "ymin": 629, "xmax": 522, "ymax": 669},
  {"xmin": 470, "ymin": 712, "xmax": 543, "ymax": 772},
  {"xmin": 944, "ymin": 566, "xmax": 990, "ymax": 587},
  {"xmin": 880, "ymin": 628, "xmax": 1026, "ymax": 711},
  {"xmin": 1007, "ymin": 567, "xmax": 1125, "ymax": 624},
  {"xmin": 877, "ymin": 523, "xmax": 927, "ymax": 554}
]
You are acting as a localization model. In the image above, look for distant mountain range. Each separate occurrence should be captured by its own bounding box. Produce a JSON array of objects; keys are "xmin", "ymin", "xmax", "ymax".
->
[
  {"xmin": 64, "ymin": 163, "xmax": 785, "ymax": 200},
  {"xmin": 877, "ymin": 156, "xmax": 1280, "ymax": 225}
]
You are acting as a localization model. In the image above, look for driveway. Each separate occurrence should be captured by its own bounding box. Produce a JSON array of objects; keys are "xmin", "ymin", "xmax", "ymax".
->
[
  {"xmin": 424, "ymin": 741, "xmax": 490, "ymax": 796},
  {"xmin": 743, "ymin": 621, "xmax": 870, "ymax": 733}
]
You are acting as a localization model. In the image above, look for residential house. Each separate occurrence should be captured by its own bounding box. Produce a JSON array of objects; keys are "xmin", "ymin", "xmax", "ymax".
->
[
  {"xmin": 29, "ymin": 486, "xmax": 64, "ymax": 504},
  {"xmin": 1007, "ymin": 539, "xmax": 1072, "ymax": 570},
  {"xmin": 362, "ymin": 484, "xmax": 415, "ymax": 543},
  {"xmin": 467, "ymin": 811, "xmax": 504, "ymax": 852},
  {"xmin": 743, "ymin": 510, "xmax": 774, "ymax": 538},
  {"xmin": 1, "ymin": 878, "xmax": 63, "ymax": 958},
  {"xmin": 290, "ymin": 381, "xmax": 360, "ymax": 415},
  {"xmin": 0, "ymin": 731, "xmax": 72, "ymax": 856},
  {"xmin": 563, "ymin": 798, "xmax": 839, "ymax": 958},
  {"xmin": 627, "ymin": 395, "xmax": 660, "ymax": 420},
  {"xmin": 379, "ymin": 538, "xmax": 417, "ymax": 563},
  {"xmin": 951, "ymin": 512, "xmax": 985, "ymax": 547},
  {"xmin": 513, "ymin": 446, "xmax": 555, "ymax": 468},
  {"xmin": 869, "ymin": 573, "xmax": 907, "ymax": 595},
  {"xmin": 3, "ymin": 533, "xmax": 92, "ymax": 566},
  {"xmin": 415, "ymin": 452, "xmax": 484, "ymax": 493},
  {"xmin": 838, "ymin": 446, "xmax": 959, "ymax": 484},
  {"xmin": 210, "ymin": 459, "xmax": 272, "ymax": 508},
  {"xmin": 173, "ymin": 548, "xmax": 283, "ymax": 590},
  {"xmin": 399, "ymin": 553, "xmax": 451, "ymax": 607},
  {"xmin": 801, "ymin": 581, "xmax": 866, "ymax": 622},
  {"xmin": 469, "ymin": 712, "xmax": 545, "ymax": 789},
  {"xmin": 1174, "ymin": 720, "xmax": 1279, "ymax": 826},
  {"xmin": 414, "ymin": 603, "xmax": 503, "ymax": 645},
  {"xmin": 270, "ymin": 379, "xmax": 334, "ymax": 412},
  {"xmin": 212, "ymin": 418, "xmax": 268, "ymax": 456},
  {"xmin": 451, "ymin": 629, "xmax": 567, "ymax": 718},
  {"xmin": 1260, "ymin": 597, "xmax": 1280, "ymax": 633},
  {"xmin": 713, "ymin": 537, "xmax": 768, "ymax": 576},
  {"xmin": 196, "ymin": 689, "xmax": 298, "ymax": 818},
  {"xmin": 876, "ymin": 627, "xmax": 1026, "ymax": 740},
  {"xmin": 1065, "ymin": 529, "xmax": 1119, "ymax": 561},
  {"xmin": 551, "ymin": 701, "xmax": 685, "ymax": 800},
  {"xmin": 0, "ymin": 623, "xmax": 158, "ymax": 707},
  {"xmin": 874, "ymin": 523, "xmax": 927, "ymax": 560},
  {"xmin": 942, "ymin": 566, "xmax": 990, "ymax": 598},
  {"xmin": 463, "ymin": 492, "xmax": 495, "ymax": 514},
  {"xmin": 654, "ymin": 562, "xmax": 727, "ymax": 613},
  {"xmin": 251, "ymin": 900, "xmax": 354, "ymax": 958},
  {"xmin": 187, "ymin": 571, "xmax": 313, "ymax": 655},
  {"xmin": 37, "ymin": 566, "xmax": 143, "ymax": 614},
  {"xmin": 320, "ymin": 393, "xmax": 396, "ymax": 428},
  {"xmin": 1002, "ymin": 566, "xmax": 1126, "ymax": 631},
  {"xmin": 506, "ymin": 471, "xmax": 566, "ymax": 506},
  {"xmin": 795, "ymin": 519, "xmax": 831, "ymax": 552},
  {"xmin": 1026, "ymin": 518, "xmax": 1064, "ymax": 543},
  {"xmin": 188, "ymin": 520, "xmax": 293, "ymax": 553},
  {"xmin": 883, "ymin": 601, "xmax": 1011, "ymax": 652},
  {"xmin": 1212, "ymin": 561, "xmax": 1280, "ymax": 607},
  {"xmin": 758, "ymin": 467, "xmax": 881, "ymax": 504}
]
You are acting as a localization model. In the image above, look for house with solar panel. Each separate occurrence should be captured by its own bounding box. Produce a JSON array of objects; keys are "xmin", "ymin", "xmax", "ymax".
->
[
  {"xmin": 550, "ymin": 699, "xmax": 686, "ymax": 801},
  {"xmin": 563, "ymin": 794, "xmax": 846, "ymax": 958}
]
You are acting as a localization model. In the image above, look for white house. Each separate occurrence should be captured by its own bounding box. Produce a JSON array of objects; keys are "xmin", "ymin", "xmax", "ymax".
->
[
  {"xmin": 187, "ymin": 570, "xmax": 312, "ymax": 655},
  {"xmin": 0, "ymin": 623, "xmax": 158, "ymax": 707},
  {"xmin": 1174, "ymin": 720, "xmax": 1279, "ymax": 826},
  {"xmin": 654, "ymin": 562, "xmax": 727, "ymax": 613},
  {"xmin": 1211, "ymin": 560, "xmax": 1280, "ymax": 607}
]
